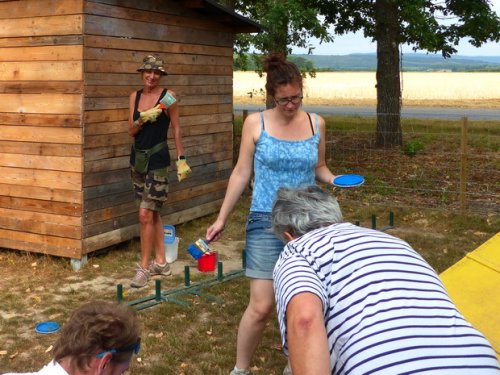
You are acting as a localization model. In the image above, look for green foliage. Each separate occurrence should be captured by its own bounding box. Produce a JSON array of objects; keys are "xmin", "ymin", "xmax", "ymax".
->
[
  {"xmin": 288, "ymin": 55, "xmax": 317, "ymax": 75},
  {"xmin": 404, "ymin": 140, "xmax": 425, "ymax": 156},
  {"xmin": 246, "ymin": 88, "xmax": 265, "ymax": 99},
  {"xmin": 234, "ymin": 53, "xmax": 318, "ymax": 75},
  {"xmin": 234, "ymin": 53, "xmax": 257, "ymax": 70},
  {"xmin": 306, "ymin": 0, "xmax": 500, "ymax": 58},
  {"xmin": 218, "ymin": 0, "xmax": 333, "ymax": 72}
]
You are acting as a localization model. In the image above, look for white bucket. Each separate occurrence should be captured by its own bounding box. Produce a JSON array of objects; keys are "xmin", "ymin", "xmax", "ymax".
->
[{"xmin": 165, "ymin": 237, "xmax": 179, "ymax": 263}]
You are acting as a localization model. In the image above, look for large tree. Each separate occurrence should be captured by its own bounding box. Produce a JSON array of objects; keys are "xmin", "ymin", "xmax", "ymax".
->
[{"xmin": 307, "ymin": 0, "xmax": 500, "ymax": 147}]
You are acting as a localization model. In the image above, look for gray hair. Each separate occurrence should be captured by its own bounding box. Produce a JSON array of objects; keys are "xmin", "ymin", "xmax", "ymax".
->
[{"xmin": 271, "ymin": 185, "xmax": 343, "ymax": 242}]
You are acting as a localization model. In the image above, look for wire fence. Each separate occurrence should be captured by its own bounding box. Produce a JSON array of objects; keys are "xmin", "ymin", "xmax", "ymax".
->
[{"xmin": 325, "ymin": 112, "xmax": 499, "ymax": 215}]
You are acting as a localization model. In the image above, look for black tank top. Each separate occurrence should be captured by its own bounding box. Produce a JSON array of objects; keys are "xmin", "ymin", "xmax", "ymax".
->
[{"xmin": 130, "ymin": 89, "xmax": 171, "ymax": 171}]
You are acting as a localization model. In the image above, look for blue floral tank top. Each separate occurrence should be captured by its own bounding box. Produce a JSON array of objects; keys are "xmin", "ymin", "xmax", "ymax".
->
[{"xmin": 250, "ymin": 112, "xmax": 320, "ymax": 212}]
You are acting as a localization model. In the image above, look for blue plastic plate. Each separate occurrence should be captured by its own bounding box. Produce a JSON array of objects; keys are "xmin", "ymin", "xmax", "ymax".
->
[
  {"xmin": 333, "ymin": 174, "xmax": 365, "ymax": 188},
  {"xmin": 35, "ymin": 321, "xmax": 60, "ymax": 334}
]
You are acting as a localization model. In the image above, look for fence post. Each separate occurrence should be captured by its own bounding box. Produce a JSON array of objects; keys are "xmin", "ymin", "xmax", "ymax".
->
[
  {"xmin": 459, "ymin": 116, "xmax": 468, "ymax": 211},
  {"xmin": 242, "ymin": 109, "xmax": 248, "ymax": 122}
]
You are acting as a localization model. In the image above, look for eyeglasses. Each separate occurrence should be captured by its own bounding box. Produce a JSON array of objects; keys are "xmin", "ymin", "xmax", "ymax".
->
[
  {"xmin": 96, "ymin": 339, "xmax": 141, "ymax": 359},
  {"xmin": 274, "ymin": 95, "xmax": 303, "ymax": 106}
]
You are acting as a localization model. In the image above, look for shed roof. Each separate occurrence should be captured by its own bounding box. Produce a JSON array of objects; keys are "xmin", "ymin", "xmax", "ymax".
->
[{"xmin": 179, "ymin": 0, "xmax": 261, "ymax": 33}]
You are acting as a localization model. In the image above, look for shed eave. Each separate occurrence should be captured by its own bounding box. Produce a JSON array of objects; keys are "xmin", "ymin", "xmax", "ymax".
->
[{"xmin": 179, "ymin": 0, "xmax": 261, "ymax": 33}]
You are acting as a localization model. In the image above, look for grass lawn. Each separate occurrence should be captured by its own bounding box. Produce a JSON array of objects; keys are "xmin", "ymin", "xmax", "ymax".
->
[{"xmin": 0, "ymin": 115, "xmax": 498, "ymax": 374}]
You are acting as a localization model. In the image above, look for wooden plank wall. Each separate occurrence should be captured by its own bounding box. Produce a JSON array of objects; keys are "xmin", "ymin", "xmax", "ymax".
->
[
  {"xmin": 82, "ymin": 0, "xmax": 235, "ymax": 254},
  {"xmin": 0, "ymin": 0, "xmax": 85, "ymax": 258}
]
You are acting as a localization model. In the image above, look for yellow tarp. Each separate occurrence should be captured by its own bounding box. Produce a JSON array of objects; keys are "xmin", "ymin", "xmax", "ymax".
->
[{"xmin": 440, "ymin": 232, "xmax": 500, "ymax": 358}]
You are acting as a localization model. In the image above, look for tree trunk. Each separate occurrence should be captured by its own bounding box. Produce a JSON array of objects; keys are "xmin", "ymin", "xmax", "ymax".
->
[{"xmin": 375, "ymin": 0, "xmax": 402, "ymax": 148}]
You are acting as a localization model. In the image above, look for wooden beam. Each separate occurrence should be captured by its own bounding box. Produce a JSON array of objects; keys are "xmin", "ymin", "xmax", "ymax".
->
[{"xmin": 183, "ymin": 0, "xmax": 205, "ymax": 8}]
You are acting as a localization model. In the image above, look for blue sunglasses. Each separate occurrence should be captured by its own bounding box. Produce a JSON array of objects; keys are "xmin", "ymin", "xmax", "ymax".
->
[{"xmin": 96, "ymin": 338, "xmax": 141, "ymax": 359}]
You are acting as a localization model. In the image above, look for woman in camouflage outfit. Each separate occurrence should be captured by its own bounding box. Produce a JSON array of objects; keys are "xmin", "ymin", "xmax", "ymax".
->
[{"xmin": 128, "ymin": 54, "xmax": 191, "ymax": 288}]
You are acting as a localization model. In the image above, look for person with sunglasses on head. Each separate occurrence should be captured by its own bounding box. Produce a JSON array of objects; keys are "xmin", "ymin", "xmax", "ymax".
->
[
  {"xmin": 206, "ymin": 53, "xmax": 337, "ymax": 375},
  {"xmin": 2, "ymin": 300, "xmax": 141, "ymax": 375},
  {"xmin": 128, "ymin": 54, "xmax": 190, "ymax": 288}
]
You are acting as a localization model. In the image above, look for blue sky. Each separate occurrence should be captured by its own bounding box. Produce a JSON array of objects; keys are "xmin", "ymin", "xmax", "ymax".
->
[{"xmin": 292, "ymin": 1, "xmax": 500, "ymax": 56}]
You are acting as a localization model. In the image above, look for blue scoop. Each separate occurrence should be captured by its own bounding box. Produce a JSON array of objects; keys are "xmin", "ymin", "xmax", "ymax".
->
[{"xmin": 187, "ymin": 243, "xmax": 204, "ymax": 260}]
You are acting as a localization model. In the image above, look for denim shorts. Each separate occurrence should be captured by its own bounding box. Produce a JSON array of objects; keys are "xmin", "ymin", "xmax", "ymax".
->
[{"xmin": 244, "ymin": 211, "xmax": 285, "ymax": 279}]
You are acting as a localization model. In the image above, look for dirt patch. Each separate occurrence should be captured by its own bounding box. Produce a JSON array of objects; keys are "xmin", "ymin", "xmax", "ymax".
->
[{"xmin": 0, "ymin": 239, "xmax": 246, "ymax": 366}]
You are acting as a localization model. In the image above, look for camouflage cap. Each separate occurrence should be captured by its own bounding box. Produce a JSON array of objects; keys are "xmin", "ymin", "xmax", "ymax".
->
[{"xmin": 137, "ymin": 54, "xmax": 167, "ymax": 75}]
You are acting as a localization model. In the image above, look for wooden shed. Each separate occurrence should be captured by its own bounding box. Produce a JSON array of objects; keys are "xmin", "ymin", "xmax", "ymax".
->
[{"xmin": 0, "ymin": 0, "xmax": 259, "ymax": 264}]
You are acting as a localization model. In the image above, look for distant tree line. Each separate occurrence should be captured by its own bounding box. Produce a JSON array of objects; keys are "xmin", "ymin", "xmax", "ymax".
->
[
  {"xmin": 234, "ymin": 53, "xmax": 500, "ymax": 72},
  {"xmin": 234, "ymin": 54, "xmax": 316, "ymax": 71}
]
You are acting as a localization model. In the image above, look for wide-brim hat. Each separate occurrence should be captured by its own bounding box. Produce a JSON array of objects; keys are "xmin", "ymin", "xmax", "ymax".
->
[{"xmin": 137, "ymin": 54, "xmax": 167, "ymax": 75}]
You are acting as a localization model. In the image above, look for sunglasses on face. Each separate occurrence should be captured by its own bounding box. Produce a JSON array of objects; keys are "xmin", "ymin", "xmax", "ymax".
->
[
  {"xmin": 96, "ymin": 338, "xmax": 141, "ymax": 359},
  {"xmin": 274, "ymin": 95, "xmax": 303, "ymax": 106}
]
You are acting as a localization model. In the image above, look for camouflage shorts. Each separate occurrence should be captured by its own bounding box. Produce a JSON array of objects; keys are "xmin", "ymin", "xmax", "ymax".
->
[{"xmin": 131, "ymin": 166, "xmax": 169, "ymax": 211}]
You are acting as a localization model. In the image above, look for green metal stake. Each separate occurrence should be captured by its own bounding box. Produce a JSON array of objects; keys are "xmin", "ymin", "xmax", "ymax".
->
[
  {"xmin": 155, "ymin": 280, "xmax": 162, "ymax": 302},
  {"xmin": 355, "ymin": 220, "xmax": 360, "ymax": 226},
  {"xmin": 184, "ymin": 265, "xmax": 190, "ymax": 287},
  {"xmin": 389, "ymin": 211, "xmax": 394, "ymax": 227},
  {"xmin": 371, "ymin": 214, "xmax": 377, "ymax": 229},
  {"xmin": 117, "ymin": 284, "xmax": 123, "ymax": 303},
  {"xmin": 217, "ymin": 261, "xmax": 223, "ymax": 281}
]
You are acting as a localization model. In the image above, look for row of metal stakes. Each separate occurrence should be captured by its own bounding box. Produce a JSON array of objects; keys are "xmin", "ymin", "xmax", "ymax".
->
[
  {"xmin": 116, "ymin": 212, "xmax": 395, "ymax": 311},
  {"xmin": 117, "ymin": 261, "xmax": 245, "ymax": 311}
]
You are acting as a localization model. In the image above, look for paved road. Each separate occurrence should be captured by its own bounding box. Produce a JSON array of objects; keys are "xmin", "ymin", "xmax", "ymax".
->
[{"xmin": 234, "ymin": 104, "xmax": 500, "ymax": 120}]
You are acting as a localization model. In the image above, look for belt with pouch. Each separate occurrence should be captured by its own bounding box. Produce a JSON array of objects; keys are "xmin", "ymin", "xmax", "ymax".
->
[{"xmin": 132, "ymin": 141, "xmax": 167, "ymax": 174}]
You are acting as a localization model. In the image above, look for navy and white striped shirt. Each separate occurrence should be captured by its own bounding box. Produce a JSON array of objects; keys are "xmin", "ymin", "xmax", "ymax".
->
[{"xmin": 273, "ymin": 223, "xmax": 500, "ymax": 374}]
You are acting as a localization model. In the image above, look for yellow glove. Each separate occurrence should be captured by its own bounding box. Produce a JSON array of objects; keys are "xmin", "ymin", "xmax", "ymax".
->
[
  {"xmin": 139, "ymin": 104, "xmax": 162, "ymax": 123},
  {"xmin": 176, "ymin": 157, "xmax": 191, "ymax": 182}
]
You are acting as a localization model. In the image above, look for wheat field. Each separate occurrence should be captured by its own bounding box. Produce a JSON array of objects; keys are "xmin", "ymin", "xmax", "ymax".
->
[{"xmin": 233, "ymin": 71, "xmax": 500, "ymax": 108}]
